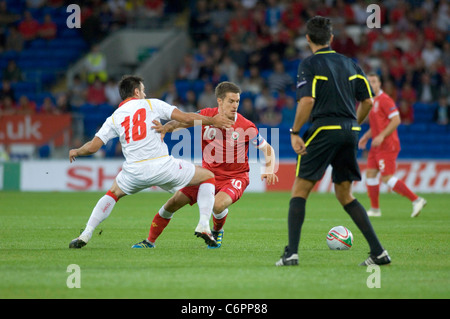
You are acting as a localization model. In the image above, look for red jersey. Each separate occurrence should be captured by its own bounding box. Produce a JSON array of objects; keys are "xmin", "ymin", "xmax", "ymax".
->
[
  {"xmin": 198, "ymin": 108, "xmax": 266, "ymax": 179},
  {"xmin": 368, "ymin": 90, "xmax": 400, "ymax": 152}
]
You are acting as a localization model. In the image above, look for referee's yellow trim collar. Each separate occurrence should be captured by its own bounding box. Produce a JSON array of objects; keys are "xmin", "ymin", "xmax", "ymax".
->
[{"xmin": 315, "ymin": 47, "xmax": 336, "ymax": 54}]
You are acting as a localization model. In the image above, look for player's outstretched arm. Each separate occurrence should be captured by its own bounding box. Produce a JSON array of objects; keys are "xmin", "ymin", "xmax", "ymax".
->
[
  {"xmin": 170, "ymin": 108, "xmax": 234, "ymax": 129},
  {"xmin": 259, "ymin": 142, "xmax": 279, "ymax": 185},
  {"xmin": 69, "ymin": 136, "xmax": 104, "ymax": 163}
]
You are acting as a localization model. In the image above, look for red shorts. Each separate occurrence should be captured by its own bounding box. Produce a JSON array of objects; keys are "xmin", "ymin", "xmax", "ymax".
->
[
  {"xmin": 367, "ymin": 149, "xmax": 399, "ymax": 176},
  {"xmin": 180, "ymin": 175, "xmax": 249, "ymax": 206}
]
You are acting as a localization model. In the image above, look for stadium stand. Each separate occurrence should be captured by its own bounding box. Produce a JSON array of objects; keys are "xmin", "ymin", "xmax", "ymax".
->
[{"xmin": 0, "ymin": 0, "xmax": 448, "ymax": 160}]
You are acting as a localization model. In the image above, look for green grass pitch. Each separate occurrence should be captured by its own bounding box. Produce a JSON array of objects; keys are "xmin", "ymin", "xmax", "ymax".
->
[{"xmin": 0, "ymin": 191, "xmax": 448, "ymax": 299}]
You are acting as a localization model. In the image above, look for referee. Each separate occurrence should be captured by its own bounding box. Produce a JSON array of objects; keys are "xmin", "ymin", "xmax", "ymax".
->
[{"xmin": 276, "ymin": 16, "xmax": 391, "ymax": 266}]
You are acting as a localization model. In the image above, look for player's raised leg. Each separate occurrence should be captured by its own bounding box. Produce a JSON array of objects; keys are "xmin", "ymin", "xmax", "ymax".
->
[
  {"xmin": 383, "ymin": 175, "xmax": 427, "ymax": 217},
  {"xmin": 69, "ymin": 180, "xmax": 126, "ymax": 248}
]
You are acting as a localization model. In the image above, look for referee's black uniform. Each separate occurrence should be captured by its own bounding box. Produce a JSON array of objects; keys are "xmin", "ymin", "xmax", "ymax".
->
[{"xmin": 295, "ymin": 46, "xmax": 373, "ymax": 183}]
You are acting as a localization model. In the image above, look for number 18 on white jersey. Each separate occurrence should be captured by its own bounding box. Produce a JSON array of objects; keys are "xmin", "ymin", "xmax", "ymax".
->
[{"xmin": 95, "ymin": 98, "xmax": 177, "ymax": 163}]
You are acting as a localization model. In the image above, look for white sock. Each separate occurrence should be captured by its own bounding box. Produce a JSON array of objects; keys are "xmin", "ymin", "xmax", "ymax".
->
[
  {"xmin": 197, "ymin": 181, "xmax": 215, "ymax": 228},
  {"xmin": 213, "ymin": 208, "xmax": 228, "ymax": 220},
  {"xmin": 386, "ymin": 176, "xmax": 398, "ymax": 189},
  {"xmin": 81, "ymin": 193, "xmax": 117, "ymax": 242},
  {"xmin": 159, "ymin": 205, "xmax": 174, "ymax": 219},
  {"xmin": 366, "ymin": 177, "xmax": 379, "ymax": 186}
]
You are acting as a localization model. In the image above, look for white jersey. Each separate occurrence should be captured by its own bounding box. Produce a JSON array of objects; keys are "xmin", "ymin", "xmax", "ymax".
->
[{"xmin": 95, "ymin": 98, "xmax": 177, "ymax": 163}]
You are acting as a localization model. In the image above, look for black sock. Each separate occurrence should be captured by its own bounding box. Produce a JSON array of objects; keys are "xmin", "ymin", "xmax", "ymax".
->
[
  {"xmin": 287, "ymin": 197, "xmax": 306, "ymax": 256},
  {"xmin": 344, "ymin": 199, "xmax": 384, "ymax": 256}
]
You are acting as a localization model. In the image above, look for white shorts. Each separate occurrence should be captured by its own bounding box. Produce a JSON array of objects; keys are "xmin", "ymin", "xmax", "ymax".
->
[{"xmin": 116, "ymin": 155, "xmax": 196, "ymax": 195}]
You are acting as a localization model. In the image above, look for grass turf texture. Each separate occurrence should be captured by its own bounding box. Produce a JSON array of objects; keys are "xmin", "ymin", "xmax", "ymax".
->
[{"xmin": 0, "ymin": 191, "xmax": 448, "ymax": 299}]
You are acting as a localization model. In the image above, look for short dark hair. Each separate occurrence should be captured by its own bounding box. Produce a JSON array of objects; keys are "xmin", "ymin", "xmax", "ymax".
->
[
  {"xmin": 118, "ymin": 75, "xmax": 143, "ymax": 100},
  {"xmin": 306, "ymin": 16, "xmax": 333, "ymax": 46},
  {"xmin": 215, "ymin": 81, "xmax": 241, "ymax": 100}
]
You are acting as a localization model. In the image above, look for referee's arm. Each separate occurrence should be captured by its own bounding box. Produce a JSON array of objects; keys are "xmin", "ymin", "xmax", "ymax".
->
[
  {"xmin": 291, "ymin": 96, "xmax": 315, "ymax": 155},
  {"xmin": 356, "ymin": 97, "xmax": 373, "ymax": 125}
]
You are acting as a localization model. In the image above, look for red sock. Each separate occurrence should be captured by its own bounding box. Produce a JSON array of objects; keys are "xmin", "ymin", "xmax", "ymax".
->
[
  {"xmin": 367, "ymin": 185, "xmax": 380, "ymax": 209},
  {"xmin": 213, "ymin": 214, "xmax": 228, "ymax": 231},
  {"xmin": 147, "ymin": 213, "xmax": 171, "ymax": 243},
  {"xmin": 392, "ymin": 180, "xmax": 418, "ymax": 202}
]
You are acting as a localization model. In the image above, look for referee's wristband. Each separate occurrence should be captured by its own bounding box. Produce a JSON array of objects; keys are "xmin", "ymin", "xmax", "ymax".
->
[{"xmin": 290, "ymin": 128, "xmax": 300, "ymax": 135}]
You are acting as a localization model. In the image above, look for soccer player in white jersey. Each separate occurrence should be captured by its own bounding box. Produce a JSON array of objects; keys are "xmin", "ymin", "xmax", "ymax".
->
[{"xmin": 68, "ymin": 75, "xmax": 234, "ymax": 249}]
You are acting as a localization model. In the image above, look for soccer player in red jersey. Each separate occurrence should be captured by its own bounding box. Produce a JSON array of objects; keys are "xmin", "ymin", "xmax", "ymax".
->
[
  {"xmin": 132, "ymin": 81, "xmax": 278, "ymax": 249},
  {"xmin": 358, "ymin": 73, "xmax": 426, "ymax": 217}
]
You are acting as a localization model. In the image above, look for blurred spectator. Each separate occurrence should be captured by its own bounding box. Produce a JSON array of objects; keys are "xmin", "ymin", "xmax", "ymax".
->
[
  {"xmin": 193, "ymin": 41, "xmax": 211, "ymax": 67},
  {"xmin": 241, "ymin": 65, "xmax": 264, "ymax": 95},
  {"xmin": 108, "ymin": 0, "xmax": 127, "ymax": 27},
  {"xmin": 254, "ymin": 85, "xmax": 272, "ymax": 112},
  {"xmin": 55, "ymin": 93, "xmax": 71, "ymax": 113},
  {"xmin": 16, "ymin": 95, "xmax": 36, "ymax": 115},
  {"xmin": 68, "ymin": 74, "xmax": 87, "ymax": 108},
  {"xmin": 2, "ymin": 60, "xmax": 23, "ymax": 83},
  {"xmin": 239, "ymin": 97, "xmax": 258, "ymax": 123},
  {"xmin": 189, "ymin": 0, "xmax": 211, "ymax": 42},
  {"xmin": 281, "ymin": 95, "xmax": 297, "ymax": 125},
  {"xmin": 0, "ymin": 79, "xmax": 15, "ymax": 101},
  {"xmin": 267, "ymin": 61, "xmax": 294, "ymax": 94},
  {"xmin": 5, "ymin": 25, "xmax": 24, "ymax": 52},
  {"xmin": 178, "ymin": 53, "xmax": 199, "ymax": 81},
  {"xmin": 331, "ymin": 25, "xmax": 357, "ymax": 58},
  {"xmin": 259, "ymin": 98, "xmax": 281, "ymax": 127},
  {"xmin": 210, "ymin": 64, "xmax": 228, "ymax": 87},
  {"xmin": 84, "ymin": 45, "xmax": 108, "ymax": 83},
  {"xmin": 227, "ymin": 39, "xmax": 248, "ymax": 69},
  {"xmin": 219, "ymin": 54, "xmax": 239, "ymax": 84},
  {"xmin": 197, "ymin": 82, "xmax": 217, "ymax": 109},
  {"xmin": 399, "ymin": 82, "xmax": 417, "ymax": 106},
  {"xmin": 162, "ymin": 83, "xmax": 179, "ymax": 105},
  {"xmin": 39, "ymin": 96, "xmax": 60, "ymax": 114},
  {"xmin": 435, "ymin": 0, "xmax": 449, "ymax": 33},
  {"xmin": 352, "ymin": 0, "xmax": 370, "ymax": 25},
  {"xmin": 265, "ymin": 0, "xmax": 282, "ymax": 33},
  {"xmin": 387, "ymin": 57, "xmax": 405, "ymax": 87},
  {"xmin": 0, "ymin": 96, "xmax": 16, "ymax": 115},
  {"xmin": 17, "ymin": 10, "xmax": 40, "ymax": 41},
  {"xmin": 183, "ymin": 89, "xmax": 197, "ymax": 112},
  {"xmin": 104, "ymin": 78, "xmax": 121, "ymax": 106},
  {"xmin": 397, "ymin": 99, "xmax": 414, "ymax": 125},
  {"xmin": 417, "ymin": 73, "xmax": 439, "ymax": 103},
  {"xmin": 38, "ymin": 13, "xmax": 57, "ymax": 40},
  {"xmin": 434, "ymin": 95, "xmax": 449, "ymax": 125},
  {"xmin": 0, "ymin": 0, "xmax": 21, "ymax": 48},
  {"xmin": 421, "ymin": 40, "xmax": 442, "ymax": 68},
  {"xmin": 210, "ymin": 1, "xmax": 231, "ymax": 34},
  {"xmin": 86, "ymin": 77, "xmax": 107, "ymax": 106},
  {"xmin": 80, "ymin": 5, "xmax": 103, "ymax": 44},
  {"xmin": 198, "ymin": 55, "xmax": 215, "ymax": 81}
]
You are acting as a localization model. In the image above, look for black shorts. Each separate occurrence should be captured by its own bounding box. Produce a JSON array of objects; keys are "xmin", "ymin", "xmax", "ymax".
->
[{"xmin": 295, "ymin": 125, "xmax": 362, "ymax": 183}]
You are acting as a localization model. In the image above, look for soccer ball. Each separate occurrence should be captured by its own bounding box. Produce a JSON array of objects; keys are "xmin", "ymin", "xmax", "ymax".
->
[{"xmin": 326, "ymin": 226, "xmax": 353, "ymax": 250}]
